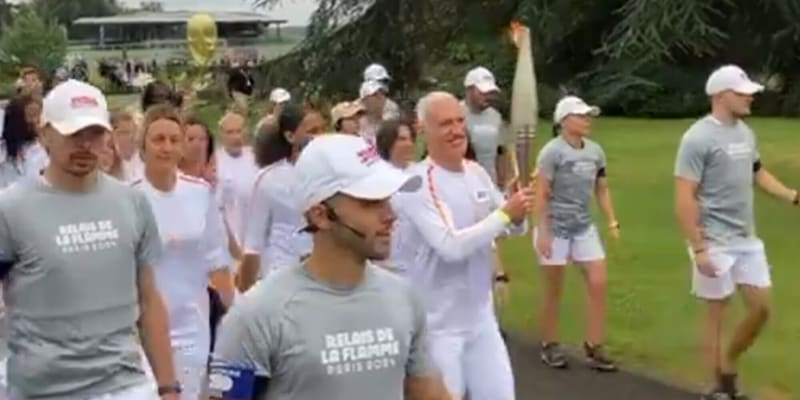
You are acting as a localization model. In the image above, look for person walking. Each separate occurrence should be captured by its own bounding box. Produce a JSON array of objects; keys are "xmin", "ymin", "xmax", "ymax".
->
[
  {"xmin": 675, "ymin": 65, "xmax": 799, "ymax": 400},
  {"xmin": 533, "ymin": 95, "xmax": 620, "ymax": 372},
  {"xmin": 0, "ymin": 79, "xmax": 179, "ymax": 399},
  {"xmin": 212, "ymin": 134, "xmax": 451, "ymax": 400}
]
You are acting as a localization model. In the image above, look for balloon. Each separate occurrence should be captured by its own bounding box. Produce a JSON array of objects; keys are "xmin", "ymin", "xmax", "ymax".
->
[{"xmin": 187, "ymin": 13, "xmax": 218, "ymax": 66}]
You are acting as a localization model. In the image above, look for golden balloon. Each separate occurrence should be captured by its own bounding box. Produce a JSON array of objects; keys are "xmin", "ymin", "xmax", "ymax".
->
[{"xmin": 187, "ymin": 13, "xmax": 218, "ymax": 65}]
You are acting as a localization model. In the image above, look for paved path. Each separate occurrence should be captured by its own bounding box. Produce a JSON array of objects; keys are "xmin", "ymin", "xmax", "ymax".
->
[{"xmin": 507, "ymin": 336, "xmax": 699, "ymax": 399}]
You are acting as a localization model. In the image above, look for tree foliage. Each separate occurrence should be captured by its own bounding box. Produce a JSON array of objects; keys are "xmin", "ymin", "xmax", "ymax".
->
[
  {"xmin": 0, "ymin": 6, "xmax": 68, "ymax": 79},
  {"xmin": 254, "ymin": 0, "xmax": 800, "ymax": 116},
  {"xmin": 31, "ymin": 0, "xmax": 120, "ymax": 28}
]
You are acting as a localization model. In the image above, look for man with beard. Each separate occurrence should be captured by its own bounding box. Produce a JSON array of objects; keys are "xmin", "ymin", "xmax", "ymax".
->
[
  {"xmin": 0, "ymin": 80, "xmax": 178, "ymax": 399},
  {"xmin": 675, "ymin": 65, "xmax": 799, "ymax": 400},
  {"xmin": 212, "ymin": 134, "xmax": 452, "ymax": 400}
]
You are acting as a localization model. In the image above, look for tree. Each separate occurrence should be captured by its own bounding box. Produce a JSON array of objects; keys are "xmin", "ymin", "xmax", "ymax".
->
[
  {"xmin": 0, "ymin": 6, "xmax": 68, "ymax": 79},
  {"xmin": 252, "ymin": 0, "xmax": 800, "ymax": 116},
  {"xmin": 31, "ymin": 0, "xmax": 120, "ymax": 28}
]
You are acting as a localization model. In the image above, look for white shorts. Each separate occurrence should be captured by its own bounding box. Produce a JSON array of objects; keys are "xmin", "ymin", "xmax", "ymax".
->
[
  {"xmin": 688, "ymin": 238, "xmax": 772, "ymax": 300},
  {"xmin": 533, "ymin": 225, "xmax": 606, "ymax": 266},
  {"xmin": 428, "ymin": 320, "xmax": 514, "ymax": 400},
  {"xmin": 6, "ymin": 381, "xmax": 158, "ymax": 400}
]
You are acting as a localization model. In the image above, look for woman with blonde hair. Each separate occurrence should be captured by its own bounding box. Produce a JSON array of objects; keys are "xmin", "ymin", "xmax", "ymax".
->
[
  {"xmin": 132, "ymin": 104, "xmax": 234, "ymax": 399},
  {"xmin": 98, "ymin": 132, "xmax": 125, "ymax": 180}
]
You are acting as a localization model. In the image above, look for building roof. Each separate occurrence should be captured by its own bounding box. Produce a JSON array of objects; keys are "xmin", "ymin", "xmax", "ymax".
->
[{"xmin": 73, "ymin": 10, "xmax": 286, "ymax": 25}]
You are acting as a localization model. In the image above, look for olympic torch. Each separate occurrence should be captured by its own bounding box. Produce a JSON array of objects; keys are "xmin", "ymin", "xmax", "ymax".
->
[{"xmin": 508, "ymin": 21, "xmax": 538, "ymax": 187}]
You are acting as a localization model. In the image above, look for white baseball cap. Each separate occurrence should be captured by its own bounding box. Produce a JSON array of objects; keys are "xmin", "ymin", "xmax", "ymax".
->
[
  {"xmin": 705, "ymin": 65, "xmax": 764, "ymax": 96},
  {"xmin": 269, "ymin": 87, "xmax": 291, "ymax": 103},
  {"xmin": 359, "ymin": 80, "xmax": 387, "ymax": 99},
  {"xmin": 464, "ymin": 67, "xmax": 500, "ymax": 93},
  {"xmin": 41, "ymin": 79, "xmax": 111, "ymax": 135},
  {"xmin": 364, "ymin": 63, "xmax": 391, "ymax": 82},
  {"xmin": 295, "ymin": 134, "xmax": 421, "ymax": 212},
  {"xmin": 553, "ymin": 96, "xmax": 600, "ymax": 123}
]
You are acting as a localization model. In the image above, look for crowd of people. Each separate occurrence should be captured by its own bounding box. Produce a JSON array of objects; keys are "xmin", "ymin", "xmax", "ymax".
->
[{"xmin": 0, "ymin": 60, "xmax": 794, "ymax": 400}]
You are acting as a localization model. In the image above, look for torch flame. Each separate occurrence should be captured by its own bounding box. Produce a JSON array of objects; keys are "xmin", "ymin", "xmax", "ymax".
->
[{"xmin": 509, "ymin": 21, "xmax": 527, "ymax": 48}]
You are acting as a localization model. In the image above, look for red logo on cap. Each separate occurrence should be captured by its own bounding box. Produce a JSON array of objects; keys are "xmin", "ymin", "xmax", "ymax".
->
[
  {"xmin": 357, "ymin": 144, "xmax": 379, "ymax": 165},
  {"xmin": 70, "ymin": 96, "xmax": 98, "ymax": 109}
]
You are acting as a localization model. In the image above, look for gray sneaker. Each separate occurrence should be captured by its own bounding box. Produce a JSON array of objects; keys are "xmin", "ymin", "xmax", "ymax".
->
[{"xmin": 540, "ymin": 342, "xmax": 568, "ymax": 369}]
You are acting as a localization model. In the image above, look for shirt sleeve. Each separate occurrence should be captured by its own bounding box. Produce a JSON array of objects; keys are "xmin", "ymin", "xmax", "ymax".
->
[
  {"xmin": 203, "ymin": 191, "xmax": 228, "ymax": 271},
  {"xmin": 398, "ymin": 176, "xmax": 508, "ymax": 263},
  {"xmin": 0, "ymin": 205, "xmax": 15, "ymax": 278},
  {"xmin": 214, "ymin": 297, "xmax": 275, "ymax": 377},
  {"xmin": 134, "ymin": 191, "xmax": 163, "ymax": 269},
  {"xmin": 405, "ymin": 287, "xmax": 435, "ymax": 378},
  {"xmin": 478, "ymin": 164, "xmax": 526, "ymax": 237},
  {"xmin": 674, "ymin": 133, "xmax": 705, "ymax": 182},
  {"xmin": 535, "ymin": 143, "xmax": 559, "ymax": 181},
  {"xmin": 242, "ymin": 177, "xmax": 271, "ymax": 255}
]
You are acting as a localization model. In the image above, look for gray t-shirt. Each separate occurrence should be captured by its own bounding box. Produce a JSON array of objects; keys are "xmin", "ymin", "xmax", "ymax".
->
[
  {"xmin": 463, "ymin": 104, "xmax": 504, "ymax": 184},
  {"xmin": 0, "ymin": 173, "xmax": 162, "ymax": 399},
  {"xmin": 674, "ymin": 116, "xmax": 759, "ymax": 245},
  {"xmin": 536, "ymin": 136, "xmax": 606, "ymax": 237},
  {"xmin": 214, "ymin": 263, "xmax": 434, "ymax": 400}
]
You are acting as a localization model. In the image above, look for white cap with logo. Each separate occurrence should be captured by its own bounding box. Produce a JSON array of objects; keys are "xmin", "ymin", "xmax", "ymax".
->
[
  {"xmin": 464, "ymin": 67, "xmax": 500, "ymax": 93},
  {"xmin": 364, "ymin": 63, "xmax": 391, "ymax": 82},
  {"xmin": 41, "ymin": 79, "xmax": 111, "ymax": 135},
  {"xmin": 295, "ymin": 134, "xmax": 421, "ymax": 213},
  {"xmin": 553, "ymin": 95, "xmax": 600, "ymax": 123},
  {"xmin": 359, "ymin": 80, "xmax": 387, "ymax": 99},
  {"xmin": 705, "ymin": 65, "xmax": 764, "ymax": 96},
  {"xmin": 269, "ymin": 87, "xmax": 291, "ymax": 104}
]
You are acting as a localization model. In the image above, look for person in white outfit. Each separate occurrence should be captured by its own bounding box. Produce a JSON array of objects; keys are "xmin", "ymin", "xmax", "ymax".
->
[
  {"xmin": 238, "ymin": 104, "xmax": 326, "ymax": 292},
  {"xmin": 393, "ymin": 91, "xmax": 533, "ymax": 400},
  {"xmin": 215, "ymin": 111, "xmax": 259, "ymax": 259},
  {"xmin": 533, "ymin": 95, "xmax": 620, "ymax": 372},
  {"xmin": 132, "ymin": 104, "xmax": 234, "ymax": 399}
]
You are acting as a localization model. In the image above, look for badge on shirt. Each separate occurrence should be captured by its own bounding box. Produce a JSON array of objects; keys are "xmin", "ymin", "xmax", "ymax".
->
[{"xmin": 474, "ymin": 189, "xmax": 491, "ymax": 203}]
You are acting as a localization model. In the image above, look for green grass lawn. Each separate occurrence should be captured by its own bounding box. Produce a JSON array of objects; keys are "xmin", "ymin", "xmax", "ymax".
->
[{"xmin": 498, "ymin": 117, "xmax": 799, "ymax": 399}]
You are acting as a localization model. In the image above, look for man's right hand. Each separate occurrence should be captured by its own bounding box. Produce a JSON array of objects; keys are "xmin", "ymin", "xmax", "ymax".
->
[
  {"xmin": 694, "ymin": 249, "xmax": 717, "ymax": 277},
  {"xmin": 502, "ymin": 187, "xmax": 533, "ymax": 223}
]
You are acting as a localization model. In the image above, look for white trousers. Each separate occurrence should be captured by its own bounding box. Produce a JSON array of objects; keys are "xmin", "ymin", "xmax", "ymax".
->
[{"xmin": 428, "ymin": 319, "xmax": 514, "ymax": 400}]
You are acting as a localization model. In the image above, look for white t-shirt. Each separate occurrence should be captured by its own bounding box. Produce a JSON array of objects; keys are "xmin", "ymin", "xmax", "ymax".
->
[
  {"xmin": 121, "ymin": 151, "xmax": 144, "ymax": 183},
  {"xmin": 242, "ymin": 159, "xmax": 312, "ymax": 276},
  {"xmin": 0, "ymin": 141, "xmax": 49, "ymax": 189},
  {"xmin": 393, "ymin": 158, "xmax": 526, "ymax": 333},
  {"xmin": 132, "ymin": 172, "xmax": 227, "ymax": 363},
  {"xmin": 463, "ymin": 102, "xmax": 504, "ymax": 184},
  {"xmin": 215, "ymin": 146, "xmax": 259, "ymax": 242}
]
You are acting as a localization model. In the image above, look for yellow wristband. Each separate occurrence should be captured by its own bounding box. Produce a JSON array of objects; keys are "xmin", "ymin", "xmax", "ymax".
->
[{"xmin": 496, "ymin": 209, "xmax": 511, "ymax": 224}]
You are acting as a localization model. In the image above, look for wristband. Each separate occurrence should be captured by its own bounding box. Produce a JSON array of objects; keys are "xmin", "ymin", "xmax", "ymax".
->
[
  {"xmin": 495, "ymin": 274, "xmax": 510, "ymax": 283},
  {"xmin": 792, "ymin": 190, "xmax": 799, "ymax": 205},
  {"xmin": 496, "ymin": 209, "xmax": 511, "ymax": 224},
  {"xmin": 157, "ymin": 383, "xmax": 182, "ymax": 396}
]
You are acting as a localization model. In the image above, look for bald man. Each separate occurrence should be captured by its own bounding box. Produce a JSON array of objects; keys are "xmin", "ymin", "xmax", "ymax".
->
[{"xmin": 215, "ymin": 112, "xmax": 259, "ymax": 260}]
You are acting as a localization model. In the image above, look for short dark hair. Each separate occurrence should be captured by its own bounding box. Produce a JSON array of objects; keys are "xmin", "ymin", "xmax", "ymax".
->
[
  {"xmin": 375, "ymin": 119, "xmax": 416, "ymax": 161},
  {"xmin": 255, "ymin": 103, "xmax": 306, "ymax": 167},
  {"xmin": 184, "ymin": 114, "xmax": 215, "ymax": 163}
]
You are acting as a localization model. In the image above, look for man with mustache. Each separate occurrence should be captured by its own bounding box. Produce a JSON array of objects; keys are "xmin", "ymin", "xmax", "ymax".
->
[
  {"xmin": 0, "ymin": 80, "xmax": 179, "ymax": 399},
  {"xmin": 212, "ymin": 134, "xmax": 451, "ymax": 400},
  {"xmin": 392, "ymin": 91, "xmax": 533, "ymax": 400}
]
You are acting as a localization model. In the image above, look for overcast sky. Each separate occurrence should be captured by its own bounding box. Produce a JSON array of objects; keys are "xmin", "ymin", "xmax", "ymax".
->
[{"xmin": 120, "ymin": 0, "xmax": 316, "ymax": 26}]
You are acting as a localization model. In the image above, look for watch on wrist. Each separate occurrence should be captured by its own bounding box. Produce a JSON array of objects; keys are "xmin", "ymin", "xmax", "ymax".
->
[
  {"xmin": 495, "ymin": 273, "xmax": 510, "ymax": 283},
  {"xmin": 157, "ymin": 382, "xmax": 182, "ymax": 396}
]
